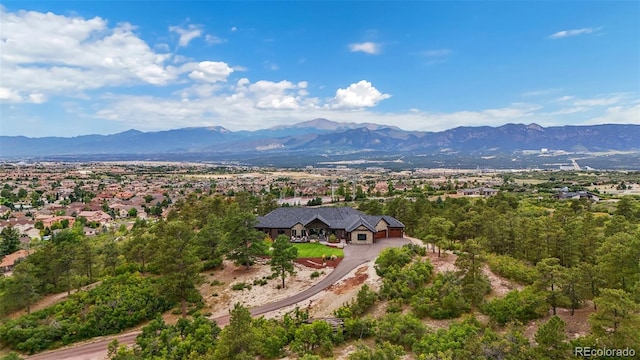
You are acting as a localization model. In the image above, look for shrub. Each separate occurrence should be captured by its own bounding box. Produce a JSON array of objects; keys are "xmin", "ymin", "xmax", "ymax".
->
[
  {"xmin": 482, "ymin": 287, "xmax": 547, "ymax": 325},
  {"xmin": 310, "ymin": 271, "xmax": 321, "ymax": 279},
  {"xmin": 202, "ymin": 258, "xmax": 223, "ymax": 271},
  {"xmin": 0, "ymin": 273, "xmax": 174, "ymax": 354},
  {"xmin": 411, "ymin": 271, "xmax": 470, "ymax": 319},
  {"xmin": 485, "ymin": 254, "xmax": 536, "ymax": 285},
  {"xmin": 231, "ymin": 282, "xmax": 251, "ymax": 291},
  {"xmin": 375, "ymin": 313, "xmax": 427, "ymax": 349},
  {"xmin": 386, "ymin": 299, "xmax": 403, "ymax": 313},
  {"xmin": 379, "ymin": 260, "xmax": 433, "ymax": 301},
  {"xmin": 253, "ymin": 279, "xmax": 268, "ymax": 286},
  {"xmin": 210, "ymin": 279, "xmax": 224, "ymax": 286}
]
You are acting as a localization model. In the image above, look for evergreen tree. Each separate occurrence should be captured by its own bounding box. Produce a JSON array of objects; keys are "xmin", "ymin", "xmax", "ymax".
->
[
  {"xmin": 0, "ymin": 226, "xmax": 21, "ymax": 257},
  {"xmin": 535, "ymin": 315, "xmax": 570, "ymax": 359},
  {"xmin": 213, "ymin": 303, "xmax": 258, "ymax": 360},
  {"xmin": 270, "ymin": 234, "xmax": 298, "ymax": 288},
  {"xmin": 455, "ymin": 240, "xmax": 491, "ymax": 309},
  {"xmin": 220, "ymin": 204, "xmax": 266, "ymax": 269},
  {"xmin": 589, "ymin": 289, "xmax": 640, "ymax": 349},
  {"xmin": 535, "ymin": 257, "xmax": 566, "ymax": 315},
  {"xmin": 152, "ymin": 220, "xmax": 201, "ymax": 318}
]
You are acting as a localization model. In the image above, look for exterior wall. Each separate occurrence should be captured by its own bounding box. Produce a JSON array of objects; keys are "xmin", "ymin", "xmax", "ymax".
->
[
  {"xmin": 375, "ymin": 219, "xmax": 388, "ymax": 232},
  {"xmin": 350, "ymin": 225, "xmax": 373, "ymax": 244},
  {"xmin": 292, "ymin": 223, "xmax": 305, "ymax": 236}
]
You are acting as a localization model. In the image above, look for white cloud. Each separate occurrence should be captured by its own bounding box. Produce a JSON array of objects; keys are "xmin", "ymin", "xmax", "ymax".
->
[
  {"xmin": 230, "ymin": 26, "xmax": 237, "ymax": 32},
  {"xmin": 329, "ymin": 80, "xmax": 391, "ymax": 109},
  {"xmin": 0, "ymin": 87, "xmax": 24, "ymax": 102},
  {"xmin": 0, "ymin": 8, "xmax": 238, "ymax": 103},
  {"xmin": 169, "ymin": 24, "xmax": 202, "ymax": 47},
  {"xmin": 348, "ymin": 42, "xmax": 381, "ymax": 55},
  {"xmin": 521, "ymin": 88, "xmax": 561, "ymax": 97},
  {"xmin": 573, "ymin": 96, "xmax": 622, "ymax": 107},
  {"xmin": 188, "ymin": 61, "xmax": 234, "ymax": 83},
  {"xmin": 0, "ymin": 8, "xmax": 184, "ymax": 100},
  {"xmin": 549, "ymin": 27, "xmax": 598, "ymax": 39},
  {"xmin": 586, "ymin": 103, "xmax": 640, "ymax": 125},
  {"xmin": 205, "ymin": 34, "xmax": 226, "ymax": 45}
]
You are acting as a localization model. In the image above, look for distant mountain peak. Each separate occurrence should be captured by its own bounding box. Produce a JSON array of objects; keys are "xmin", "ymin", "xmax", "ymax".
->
[
  {"xmin": 271, "ymin": 118, "xmax": 402, "ymax": 131},
  {"xmin": 527, "ymin": 123, "xmax": 544, "ymax": 131},
  {"xmin": 206, "ymin": 126, "xmax": 230, "ymax": 133}
]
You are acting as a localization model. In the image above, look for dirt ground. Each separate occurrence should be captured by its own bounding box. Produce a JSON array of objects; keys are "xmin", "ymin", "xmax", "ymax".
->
[
  {"xmin": 524, "ymin": 304, "xmax": 595, "ymax": 342},
  {"xmin": 201, "ymin": 258, "xmax": 334, "ymax": 318}
]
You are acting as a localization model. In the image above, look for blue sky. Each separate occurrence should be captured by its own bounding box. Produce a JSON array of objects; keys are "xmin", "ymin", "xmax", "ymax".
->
[{"xmin": 1, "ymin": 1, "xmax": 638, "ymax": 137}]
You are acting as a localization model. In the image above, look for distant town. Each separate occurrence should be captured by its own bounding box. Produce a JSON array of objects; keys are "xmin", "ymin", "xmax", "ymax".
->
[{"xmin": 1, "ymin": 161, "xmax": 638, "ymax": 263}]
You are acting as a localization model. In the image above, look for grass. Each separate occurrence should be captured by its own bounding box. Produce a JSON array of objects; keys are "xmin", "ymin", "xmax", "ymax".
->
[
  {"xmin": 264, "ymin": 241, "xmax": 344, "ymax": 258},
  {"xmin": 292, "ymin": 243, "xmax": 344, "ymax": 258}
]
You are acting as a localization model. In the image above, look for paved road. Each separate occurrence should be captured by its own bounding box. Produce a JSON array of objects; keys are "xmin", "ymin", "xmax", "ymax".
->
[{"xmin": 26, "ymin": 238, "xmax": 409, "ymax": 360}]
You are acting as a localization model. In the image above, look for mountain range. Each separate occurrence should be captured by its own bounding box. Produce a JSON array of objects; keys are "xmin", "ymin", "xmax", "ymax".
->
[{"xmin": 1, "ymin": 120, "xmax": 639, "ymax": 160}]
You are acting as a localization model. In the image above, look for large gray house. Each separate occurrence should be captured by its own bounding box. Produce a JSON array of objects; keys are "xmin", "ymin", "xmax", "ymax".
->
[{"xmin": 255, "ymin": 207, "xmax": 404, "ymax": 244}]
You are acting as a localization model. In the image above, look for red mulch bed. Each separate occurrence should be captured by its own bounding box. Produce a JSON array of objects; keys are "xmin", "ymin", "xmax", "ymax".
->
[{"xmin": 295, "ymin": 257, "xmax": 343, "ymax": 269}]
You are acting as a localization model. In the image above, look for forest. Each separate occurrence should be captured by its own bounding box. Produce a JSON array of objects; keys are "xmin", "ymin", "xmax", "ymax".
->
[{"xmin": 0, "ymin": 175, "xmax": 639, "ymax": 360}]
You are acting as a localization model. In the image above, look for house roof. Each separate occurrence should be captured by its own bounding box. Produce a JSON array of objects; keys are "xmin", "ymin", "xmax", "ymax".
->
[
  {"xmin": 256, "ymin": 207, "xmax": 404, "ymax": 231},
  {"xmin": 0, "ymin": 249, "xmax": 32, "ymax": 269}
]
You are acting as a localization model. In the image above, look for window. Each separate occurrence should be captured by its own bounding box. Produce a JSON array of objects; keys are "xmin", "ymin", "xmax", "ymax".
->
[
  {"xmin": 278, "ymin": 229, "xmax": 285, "ymax": 234},
  {"xmin": 357, "ymin": 233, "xmax": 367, "ymax": 241},
  {"xmin": 292, "ymin": 229, "xmax": 297, "ymax": 236}
]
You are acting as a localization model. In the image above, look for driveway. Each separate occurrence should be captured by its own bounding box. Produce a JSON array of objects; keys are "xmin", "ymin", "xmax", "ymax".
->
[
  {"xmin": 221, "ymin": 237, "xmax": 411, "ymax": 324},
  {"xmin": 26, "ymin": 237, "xmax": 410, "ymax": 360}
]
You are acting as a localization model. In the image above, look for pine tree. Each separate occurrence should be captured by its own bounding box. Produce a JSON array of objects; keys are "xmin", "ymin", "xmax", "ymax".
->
[
  {"xmin": 152, "ymin": 220, "xmax": 201, "ymax": 318},
  {"xmin": 535, "ymin": 315, "xmax": 570, "ymax": 359},
  {"xmin": 270, "ymin": 234, "xmax": 298, "ymax": 288},
  {"xmin": 455, "ymin": 240, "xmax": 491, "ymax": 309}
]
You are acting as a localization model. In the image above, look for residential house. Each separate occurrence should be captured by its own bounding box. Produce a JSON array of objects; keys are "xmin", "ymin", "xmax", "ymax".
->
[
  {"xmin": 0, "ymin": 249, "xmax": 32, "ymax": 273},
  {"xmin": 256, "ymin": 207, "xmax": 404, "ymax": 245},
  {"xmin": 554, "ymin": 191, "xmax": 600, "ymax": 202},
  {"xmin": 457, "ymin": 187, "xmax": 499, "ymax": 197}
]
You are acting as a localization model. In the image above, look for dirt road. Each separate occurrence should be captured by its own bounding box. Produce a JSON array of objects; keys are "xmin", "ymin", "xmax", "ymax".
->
[{"xmin": 25, "ymin": 238, "xmax": 409, "ymax": 360}]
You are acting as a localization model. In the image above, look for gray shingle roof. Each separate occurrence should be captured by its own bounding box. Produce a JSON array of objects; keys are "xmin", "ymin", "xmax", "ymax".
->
[{"xmin": 255, "ymin": 207, "xmax": 404, "ymax": 230}]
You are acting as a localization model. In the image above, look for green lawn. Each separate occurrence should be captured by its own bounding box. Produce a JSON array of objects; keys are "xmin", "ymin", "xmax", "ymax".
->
[
  {"xmin": 264, "ymin": 241, "xmax": 344, "ymax": 258},
  {"xmin": 292, "ymin": 243, "xmax": 344, "ymax": 258}
]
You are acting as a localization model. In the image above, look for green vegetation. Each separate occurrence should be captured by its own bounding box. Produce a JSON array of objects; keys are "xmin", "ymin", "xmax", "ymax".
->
[
  {"xmin": 0, "ymin": 273, "xmax": 174, "ymax": 354},
  {"xmin": 270, "ymin": 235, "xmax": 298, "ymax": 288},
  {"xmin": 290, "ymin": 242, "xmax": 343, "ymax": 258},
  {"xmin": 1, "ymin": 172, "xmax": 639, "ymax": 359},
  {"xmin": 485, "ymin": 253, "xmax": 537, "ymax": 285}
]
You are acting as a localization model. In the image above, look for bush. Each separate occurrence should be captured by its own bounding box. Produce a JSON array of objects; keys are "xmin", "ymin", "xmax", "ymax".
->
[
  {"xmin": 348, "ymin": 341, "xmax": 404, "ymax": 360},
  {"xmin": 344, "ymin": 317, "xmax": 377, "ymax": 340},
  {"xmin": 202, "ymin": 258, "xmax": 223, "ymax": 271},
  {"xmin": 411, "ymin": 271, "xmax": 470, "ymax": 319},
  {"xmin": 482, "ymin": 287, "xmax": 547, "ymax": 325},
  {"xmin": 310, "ymin": 271, "xmax": 321, "ymax": 279},
  {"xmin": 350, "ymin": 284, "xmax": 377, "ymax": 316},
  {"xmin": 485, "ymin": 254, "xmax": 536, "ymax": 285},
  {"xmin": 231, "ymin": 282, "xmax": 251, "ymax": 291},
  {"xmin": 210, "ymin": 279, "xmax": 224, "ymax": 286},
  {"xmin": 386, "ymin": 299, "xmax": 404, "ymax": 313},
  {"xmin": 375, "ymin": 313, "xmax": 427, "ymax": 349},
  {"xmin": 379, "ymin": 260, "xmax": 433, "ymax": 301},
  {"xmin": 375, "ymin": 247, "xmax": 415, "ymax": 276},
  {"xmin": 403, "ymin": 243, "xmax": 427, "ymax": 256},
  {"xmin": 253, "ymin": 279, "xmax": 268, "ymax": 286},
  {"xmin": 0, "ymin": 273, "xmax": 174, "ymax": 354}
]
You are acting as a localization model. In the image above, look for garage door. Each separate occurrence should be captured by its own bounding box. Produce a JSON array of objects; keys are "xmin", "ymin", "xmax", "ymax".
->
[
  {"xmin": 388, "ymin": 228, "xmax": 403, "ymax": 238},
  {"xmin": 375, "ymin": 230, "xmax": 387, "ymax": 239}
]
